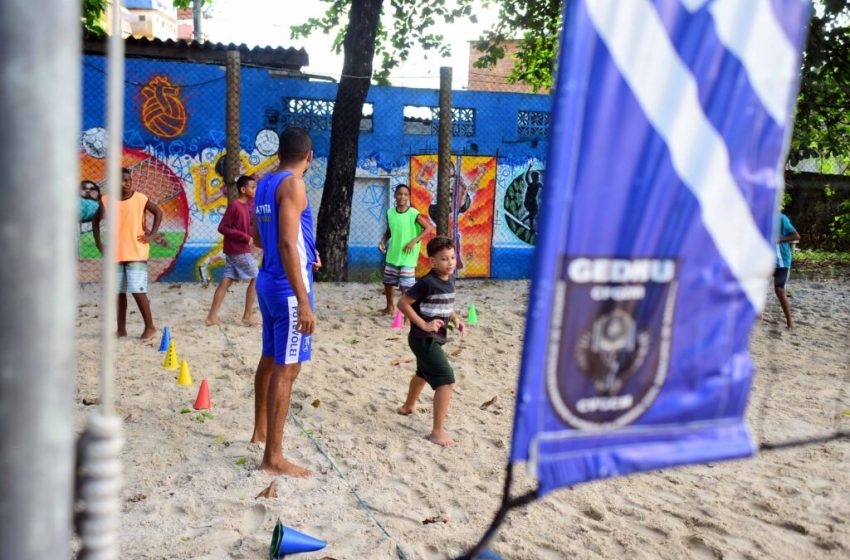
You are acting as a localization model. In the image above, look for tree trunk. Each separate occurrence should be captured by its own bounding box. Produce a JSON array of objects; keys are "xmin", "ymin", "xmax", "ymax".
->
[{"xmin": 315, "ymin": 0, "xmax": 383, "ymax": 280}]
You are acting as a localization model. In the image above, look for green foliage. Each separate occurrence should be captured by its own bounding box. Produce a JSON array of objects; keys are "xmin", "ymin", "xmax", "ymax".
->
[
  {"xmin": 473, "ymin": 0, "xmax": 850, "ymax": 162},
  {"xmin": 291, "ymin": 0, "xmax": 476, "ymax": 84},
  {"xmin": 789, "ymin": 1, "xmax": 850, "ymax": 166},
  {"xmin": 82, "ymin": 0, "xmax": 107, "ymax": 34},
  {"xmin": 794, "ymin": 248, "xmax": 850, "ymax": 262},
  {"xmin": 473, "ymin": 0, "xmax": 562, "ymax": 92},
  {"xmin": 779, "ymin": 191, "xmax": 792, "ymax": 210},
  {"xmin": 830, "ymin": 199, "xmax": 850, "ymax": 241},
  {"xmin": 822, "ymin": 184, "xmax": 850, "ymax": 243}
]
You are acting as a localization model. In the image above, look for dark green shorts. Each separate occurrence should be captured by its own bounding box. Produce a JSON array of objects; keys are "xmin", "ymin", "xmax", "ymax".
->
[{"xmin": 408, "ymin": 334, "xmax": 455, "ymax": 389}]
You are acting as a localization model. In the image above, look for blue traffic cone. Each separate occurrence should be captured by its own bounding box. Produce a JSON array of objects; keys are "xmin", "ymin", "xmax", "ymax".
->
[
  {"xmin": 269, "ymin": 519, "xmax": 326, "ymax": 558},
  {"xmin": 158, "ymin": 326, "xmax": 171, "ymax": 352}
]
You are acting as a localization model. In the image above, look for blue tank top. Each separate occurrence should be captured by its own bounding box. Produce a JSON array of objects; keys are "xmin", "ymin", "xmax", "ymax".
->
[{"xmin": 254, "ymin": 170, "xmax": 316, "ymax": 296}]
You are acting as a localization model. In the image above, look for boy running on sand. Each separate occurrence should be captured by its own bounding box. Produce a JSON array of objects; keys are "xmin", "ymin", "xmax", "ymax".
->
[
  {"xmin": 378, "ymin": 184, "xmax": 434, "ymax": 314},
  {"xmin": 205, "ymin": 174, "xmax": 260, "ymax": 326},
  {"xmin": 397, "ymin": 235, "xmax": 465, "ymax": 446},
  {"xmin": 93, "ymin": 167, "xmax": 163, "ymax": 339}
]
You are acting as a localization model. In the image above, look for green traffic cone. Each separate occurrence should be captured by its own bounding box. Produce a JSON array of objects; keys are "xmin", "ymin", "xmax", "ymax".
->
[{"xmin": 467, "ymin": 303, "xmax": 478, "ymax": 324}]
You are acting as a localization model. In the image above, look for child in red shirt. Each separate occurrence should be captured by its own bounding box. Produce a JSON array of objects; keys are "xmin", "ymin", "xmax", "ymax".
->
[{"xmin": 206, "ymin": 175, "xmax": 260, "ymax": 326}]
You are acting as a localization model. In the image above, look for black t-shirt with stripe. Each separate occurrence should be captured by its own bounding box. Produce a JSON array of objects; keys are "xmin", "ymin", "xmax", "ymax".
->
[{"xmin": 407, "ymin": 271, "xmax": 455, "ymax": 341}]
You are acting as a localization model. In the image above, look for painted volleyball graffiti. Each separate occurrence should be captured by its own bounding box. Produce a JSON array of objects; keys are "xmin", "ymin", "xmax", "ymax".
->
[
  {"xmin": 140, "ymin": 75, "xmax": 188, "ymax": 139},
  {"xmin": 79, "ymin": 143, "xmax": 190, "ymax": 282}
]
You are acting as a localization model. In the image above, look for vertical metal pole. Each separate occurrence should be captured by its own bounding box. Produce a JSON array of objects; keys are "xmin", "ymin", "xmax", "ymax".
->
[
  {"xmin": 193, "ymin": 0, "xmax": 203, "ymax": 42},
  {"xmin": 0, "ymin": 0, "xmax": 80, "ymax": 557},
  {"xmin": 71, "ymin": 3, "xmax": 126, "ymax": 558},
  {"xmin": 436, "ymin": 66, "xmax": 453, "ymax": 236},
  {"xmin": 102, "ymin": 0, "xmax": 125, "ymax": 425},
  {"xmin": 225, "ymin": 49, "xmax": 241, "ymax": 201}
]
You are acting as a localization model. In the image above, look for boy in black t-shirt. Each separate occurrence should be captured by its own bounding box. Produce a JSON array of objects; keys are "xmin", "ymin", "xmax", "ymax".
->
[{"xmin": 396, "ymin": 235, "xmax": 465, "ymax": 446}]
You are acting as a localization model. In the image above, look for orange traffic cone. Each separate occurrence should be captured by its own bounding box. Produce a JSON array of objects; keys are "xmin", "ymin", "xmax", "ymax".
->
[{"xmin": 193, "ymin": 379, "xmax": 211, "ymax": 410}]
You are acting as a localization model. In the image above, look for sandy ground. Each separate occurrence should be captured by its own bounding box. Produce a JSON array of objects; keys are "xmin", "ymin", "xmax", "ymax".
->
[{"xmin": 74, "ymin": 275, "xmax": 849, "ymax": 559}]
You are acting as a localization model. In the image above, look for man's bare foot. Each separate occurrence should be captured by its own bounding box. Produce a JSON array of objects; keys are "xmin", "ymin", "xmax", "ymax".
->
[
  {"xmin": 241, "ymin": 316, "xmax": 261, "ymax": 327},
  {"xmin": 117, "ymin": 330, "xmax": 128, "ymax": 338},
  {"xmin": 397, "ymin": 405, "xmax": 416, "ymax": 415},
  {"xmin": 260, "ymin": 458, "xmax": 312, "ymax": 477},
  {"xmin": 378, "ymin": 306, "xmax": 395, "ymax": 315},
  {"xmin": 428, "ymin": 430, "xmax": 456, "ymax": 447},
  {"xmin": 140, "ymin": 327, "xmax": 156, "ymax": 340},
  {"xmin": 205, "ymin": 317, "xmax": 220, "ymax": 326}
]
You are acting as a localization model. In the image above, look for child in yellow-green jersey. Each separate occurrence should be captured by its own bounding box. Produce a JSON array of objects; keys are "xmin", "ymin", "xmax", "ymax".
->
[{"xmin": 378, "ymin": 184, "xmax": 434, "ymax": 315}]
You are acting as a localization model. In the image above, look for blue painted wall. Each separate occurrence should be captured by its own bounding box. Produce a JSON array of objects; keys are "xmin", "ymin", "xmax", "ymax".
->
[{"xmin": 80, "ymin": 54, "xmax": 551, "ymax": 281}]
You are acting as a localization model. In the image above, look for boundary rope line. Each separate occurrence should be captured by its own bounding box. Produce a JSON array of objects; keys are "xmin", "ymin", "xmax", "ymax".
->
[{"xmin": 217, "ymin": 325, "xmax": 412, "ymax": 560}]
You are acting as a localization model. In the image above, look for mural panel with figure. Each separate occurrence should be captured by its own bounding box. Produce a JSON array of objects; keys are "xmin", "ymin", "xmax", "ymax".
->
[{"xmin": 409, "ymin": 154, "xmax": 496, "ymax": 278}]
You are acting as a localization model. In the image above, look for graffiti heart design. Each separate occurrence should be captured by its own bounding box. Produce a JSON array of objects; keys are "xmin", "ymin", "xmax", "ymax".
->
[{"xmin": 141, "ymin": 76, "xmax": 187, "ymax": 139}]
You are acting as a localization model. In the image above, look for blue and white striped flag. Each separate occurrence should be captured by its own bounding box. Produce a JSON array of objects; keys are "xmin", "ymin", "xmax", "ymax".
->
[{"xmin": 511, "ymin": 0, "xmax": 810, "ymax": 495}]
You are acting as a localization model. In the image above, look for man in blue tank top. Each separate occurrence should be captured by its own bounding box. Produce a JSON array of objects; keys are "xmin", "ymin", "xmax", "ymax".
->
[{"xmin": 249, "ymin": 127, "xmax": 319, "ymax": 477}]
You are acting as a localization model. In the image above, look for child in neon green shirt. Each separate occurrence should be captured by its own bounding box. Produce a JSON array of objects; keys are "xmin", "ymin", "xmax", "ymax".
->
[{"xmin": 378, "ymin": 184, "xmax": 434, "ymax": 315}]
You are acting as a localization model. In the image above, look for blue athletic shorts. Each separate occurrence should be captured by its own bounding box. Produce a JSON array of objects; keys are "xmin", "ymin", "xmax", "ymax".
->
[{"xmin": 258, "ymin": 290, "xmax": 314, "ymax": 365}]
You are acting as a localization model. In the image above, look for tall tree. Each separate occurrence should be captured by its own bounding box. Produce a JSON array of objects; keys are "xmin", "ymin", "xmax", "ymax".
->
[
  {"xmin": 309, "ymin": 0, "xmax": 383, "ymax": 280},
  {"xmin": 791, "ymin": 0, "xmax": 850, "ymax": 167},
  {"xmin": 292, "ymin": 0, "xmax": 475, "ymax": 280},
  {"xmin": 472, "ymin": 0, "xmax": 562, "ymax": 93},
  {"xmin": 473, "ymin": 0, "xmax": 850, "ymax": 168}
]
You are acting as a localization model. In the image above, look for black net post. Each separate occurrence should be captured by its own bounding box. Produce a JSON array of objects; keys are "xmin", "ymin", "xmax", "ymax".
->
[
  {"xmin": 225, "ymin": 48, "xmax": 241, "ymax": 201},
  {"xmin": 436, "ymin": 66, "xmax": 453, "ymax": 236}
]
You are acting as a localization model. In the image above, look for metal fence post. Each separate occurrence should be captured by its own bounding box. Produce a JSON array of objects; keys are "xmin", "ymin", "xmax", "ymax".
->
[
  {"xmin": 437, "ymin": 66, "xmax": 453, "ymax": 237},
  {"xmin": 193, "ymin": 0, "xmax": 203, "ymax": 42},
  {"xmin": 226, "ymin": 49, "xmax": 241, "ymax": 200},
  {"xmin": 0, "ymin": 0, "xmax": 79, "ymax": 557}
]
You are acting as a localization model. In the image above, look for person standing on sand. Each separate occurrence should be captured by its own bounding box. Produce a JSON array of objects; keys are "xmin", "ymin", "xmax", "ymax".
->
[
  {"xmin": 93, "ymin": 167, "xmax": 162, "ymax": 340},
  {"xmin": 249, "ymin": 127, "xmax": 320, "ymax": 477},
  {"xmin": 774, "ymin": 211, "xmax": 800, "ymax": 329},
  {"xmin": 378, "ymin": 184, "xmax": 434, "ymax": 315}
]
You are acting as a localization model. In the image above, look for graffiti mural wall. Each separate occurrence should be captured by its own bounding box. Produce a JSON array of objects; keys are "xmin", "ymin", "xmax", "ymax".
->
[
  {"xmin": 80, "ymin": 54, "xmax": 550, "ymax": 281},
  {"xmin": 409, "ymin": 155, "xmax": 497, "ymax": 278}
]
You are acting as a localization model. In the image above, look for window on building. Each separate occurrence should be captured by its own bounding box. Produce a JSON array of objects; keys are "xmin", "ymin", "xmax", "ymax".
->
[
  {"xmin": 360, "ymin": 103, "xmax": 374, "ymax": 132},
  {"xmin": 403, "ymin": 105, "xmax": 476, "ymax": 137},
  {"xmin": 403, "ymin": 105, "xmax": 433, "ymax": 135},
  {"xmin": 138, "ymin": 15, "xmax": 146, "ymax": 21},
  {"xmin": 517, "ymin": 110, "xmax": 550, "ymax": 138},
  {"xmin": 266, "ymin": 98, "xmax": 373, "ymax": 133},
  {"xmin": 280, "ymin": 98, "xmax": 334, "ymax": 131}
]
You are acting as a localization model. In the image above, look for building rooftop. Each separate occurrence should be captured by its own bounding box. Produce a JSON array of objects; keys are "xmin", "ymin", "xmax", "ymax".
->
[{"xmin": 83, "ymin": 33, "xmax": 309, "ymax": 70}]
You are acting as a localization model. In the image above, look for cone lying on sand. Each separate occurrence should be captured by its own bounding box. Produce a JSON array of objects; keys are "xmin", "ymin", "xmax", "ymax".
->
[
  {"xmin": 391, "ymin": 309, "xmax": 404, "ymax": 330},
  {"xmin": 193, "ymin": 379, "xmax": 211, "ymax": 410},
  {"xmin": 163, "ymin": 340, "xmax": 178, "ymax": 370},
  {"xmin": 269, "ymin": 519, "xmax": 326, "ymax": 559},
  {"xmin": 177, "ymin": 359, "xmax": 193, "ymax": 386}
]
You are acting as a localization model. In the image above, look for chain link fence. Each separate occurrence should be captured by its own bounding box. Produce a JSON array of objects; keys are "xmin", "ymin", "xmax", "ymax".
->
[{"xmin": 79, "ymin": 50, "xmax": 556, "ymax": 284}]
